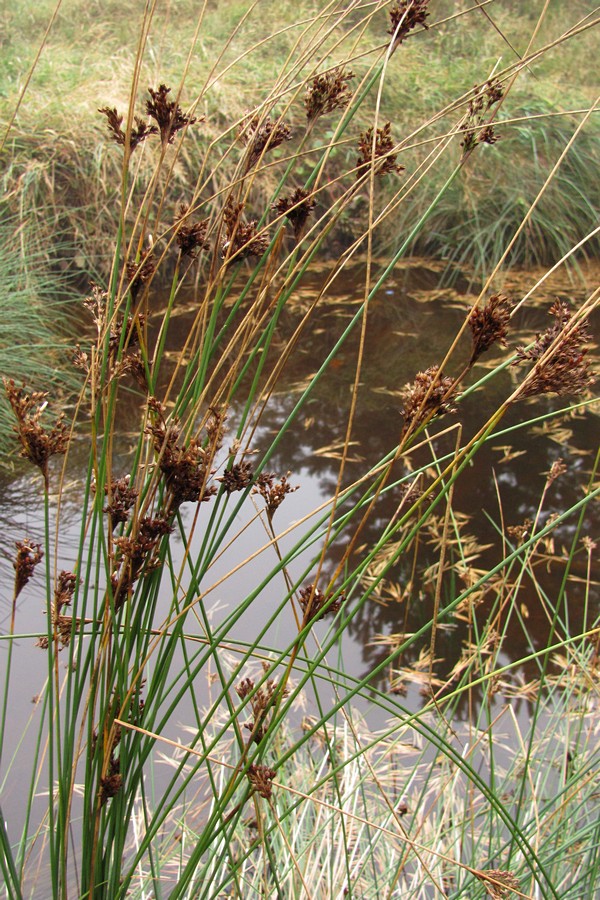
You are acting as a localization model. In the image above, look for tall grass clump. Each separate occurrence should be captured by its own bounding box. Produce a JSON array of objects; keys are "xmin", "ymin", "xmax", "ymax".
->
[
  {"xmin": 0, "ymin": 220, "xmax": 78, "ymax": 459},
  {"xmin": 0, "ymin": 1, "xmax": 598, "ymax": 898}
]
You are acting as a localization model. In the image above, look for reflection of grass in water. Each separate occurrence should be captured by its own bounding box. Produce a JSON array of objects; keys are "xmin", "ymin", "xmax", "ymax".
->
[{"xmin": 0, "ymin": 2, "xmax": 598, "ymax": 898}]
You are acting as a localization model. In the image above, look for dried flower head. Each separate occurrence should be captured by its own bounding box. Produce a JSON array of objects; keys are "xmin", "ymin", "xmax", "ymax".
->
[
  {"xmin": 547, "ymin": 457, "xmax": 567, "ymax": 485},
  {"xmin": 98, "ymin": 106, "xmax": 158, "ymax": 151},
  {"xmin": 222, "ymin": 199, "xmax": 269, "ymax": 261},
  {"xmin": 147, "ymin": 398, "xmax": 223, "ymax": 511},
  {"xmin": 3, "ymin": 379, "xmax": 69, "ymax": 490},
  {"xmin": 146, "ymin": 84, "xmax": 199, "ymax": 148},
  {"xmin": 239, "ymin": 112, "xmax": 292, "ymax": 171},
  {"xmin": 253, "ymin": 472, "xmax": 299, "ymax": 522},
  {"xmin": 247, "ymin": 763, "xmax": 276, "ymax": 799},
  {"xmin": 100, "ymin": 773, "xmax": 123, "ymax": 806},
  {"xmin": 388, "ymin": 1, "xmax": 430, "ymax": 51},
  {"xmin": 102, "ymin": 475, "xmax": 139, "ymax": 527},
  {"xmin": 305, "ymin": 68, "xmax": 354, "ymax": 123},
  {"xmin": 460, "ymin": 79, "xmax": 504, "ymax": 156},
  {"xmin": 112, "ymin": 514, "xmax": 173, "ymax": 610},
  {"xmin": 507, "ymin": 518, "xmax": 533, "ymax": 544},
  {"xmin": 468, "ymin": 293, "xmax": 513, "ymax": 364},
  {"xmin": 114, "ymin": 351, "xmax": 150, "ymax": 392},
  {"xmin": 49, "ymin": 570, "xmax": 79, "ymax": 649},
  {"xmin": 13, "ymin": 539, "xmax": 43, "ymax": 599},
  {"xmin": 126, "ymin": 252, "xmax": 156, "ymax": 300},
  {"xmin": 475, "ymin": 868, "xmax": 521, "ymax": 899},
  {"xmin": 174, "ymin": 204, "xmax": 210, "ymax": 258},
  {"xmin": 273, "ymin": 188, "xmax": 316, "ymax": 241},
  {"xmin": 400, "ymin": 366, "xmax": 457, "ymax": 434},
  {"xmin": 236, "ymin": 670, "xmax": 289, "ymax": 743},
  {"xmin": 513, "ymin": 300, "xmax": 596, "ymax": 398},
  {"xmin": 217, "ymin": 460, "xmax": 254, "ymax": 494},
  {"xmin": 299, "ymin": 584, "xmax": 345, "ymax": 623},
  {"xmin": 356, "ymin": 123, "xmax": 404, "ymax": 179}
]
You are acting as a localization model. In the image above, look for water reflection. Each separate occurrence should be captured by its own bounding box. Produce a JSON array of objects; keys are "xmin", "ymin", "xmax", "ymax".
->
[{"xmin": 1, "ymin": 260, "xmax": 598, "ymax": 718}]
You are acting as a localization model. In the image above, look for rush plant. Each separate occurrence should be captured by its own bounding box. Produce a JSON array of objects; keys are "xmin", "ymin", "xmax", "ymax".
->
[{"xmin": 0, "ymin": 2, "xmax": 598, "ymax": 898}]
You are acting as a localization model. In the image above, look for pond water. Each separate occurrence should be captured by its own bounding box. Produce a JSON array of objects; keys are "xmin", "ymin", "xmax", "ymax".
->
[{"xmin": 0, "ymin": 257, "xmax": 598, "ymax": 870}]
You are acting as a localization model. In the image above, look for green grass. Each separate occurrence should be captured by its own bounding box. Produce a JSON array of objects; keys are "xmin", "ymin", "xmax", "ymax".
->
[
  {"xmin": 0, "ymin": 1, "xmax": 598, "ymax": 897},
  {"xmin": 1, "ymin": 0, "xmax": 598, "ymax": 276}
]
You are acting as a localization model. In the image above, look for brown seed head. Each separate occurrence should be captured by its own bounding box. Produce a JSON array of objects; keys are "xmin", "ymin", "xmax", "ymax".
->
[
  {"xmin": 239, "ymin": 112, "xmax": 292, "ymax": 171},
  {"xmin": 13, "ymin": 539, "xmax": 43, "ymax": 599},
  {"xmin": 305, "ymin": 68, "xmax": 354, "ymax": 123},
  {"xmin": 3, "ymin": 379, "xmax": 69, "ymax": 489},
  {"xmin": 468, "ymin": 294, "xmax": 513, "ymax": 364},
  {"xmin": 98, "ymin": 107, "xmax": 158, "ymax": 151},
  {"xmin": 146, "ymin": 84, "xmax": 199, "ymax": 148},
  {"xmin": 356, "ymin": 123, "xmax": 404, "ymax": 179},
  {"xmin": 247, "ymin": 764, "xmax": 276, "ymax": 799},
  {"xmin": 513, "ymin": 301, "xmax": 596, "ymax": 398},
  {"xmin": 400, "ymin": 366, "xmax": 457, "ymax": 434},
  {"xmin": 253, "ymin": 472, "xmax": 299, "ymax": 521},
  {"xmin": 273, "ymin": 188, "xmax": 316, "ymax": 241},
  {"xmin": 174, "ymin": 204, "xmax": 210, "ymax": 258},
  {"xmin": 299, "ymin": 584, "xmax": 345, "ymax": 623},
  {"xmin": 388, "ymin": 1, "xmax": 430, "ymax": 50},
  {"xmin": 222, "ymin": 199, "xmax": 269, "ymax": 261}
]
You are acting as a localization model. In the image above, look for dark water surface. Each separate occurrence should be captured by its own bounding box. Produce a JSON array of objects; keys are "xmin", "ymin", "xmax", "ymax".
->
[{"xmin": 0, "ymin": 258, "xmax": 598, "ymax": 854}]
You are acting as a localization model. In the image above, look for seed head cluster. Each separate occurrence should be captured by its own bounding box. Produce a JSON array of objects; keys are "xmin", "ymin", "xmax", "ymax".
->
[
  {"xmin": 356, "ymin": 123, "xmax": 404, "ymax": 179},
  {"xmin": 468, "ymin": 293, "xmax": 513, "ymax": 364},
  {"xmin": 273, "ymin": 188, "xmax": 316, "ymax": 241},
  {"xmin": 299, "ymin": 584, "xmax": 345, "ymax": 623},
  {"xmin": 222, "ymin": 199, "xmax": 269, "ymax": 261},
  {"xmin": 253, "ymin": 472, "xmax": 299, "ymax": 522},
  {"xmin": 305, "ymin": 68, "xmax": 354, "ymax": 123},
  {"xmin": 13, "ymin": 539, "xmax": 43, "ymax": 600},
  {"xmin": 513, "ymin": 300, "xmax": 595, "ymax": 398},
  {"xmin": 388, "ymin": 1, "xmax": 430, "ymax": 51},
  {"xmin": 400, "ymin": 366, "xmax": 457, "ymax": 434},
  {"xmin": 3, "ymin": 379, "xmax": 69, "ymax": 491},
  {"xmin": 239, "ymin": 112, "xmax": 292, "ymax": 172}
]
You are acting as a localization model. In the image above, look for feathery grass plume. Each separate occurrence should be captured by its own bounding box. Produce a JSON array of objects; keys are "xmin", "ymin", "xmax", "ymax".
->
[
  {"xmin": 174, "ymin": 204, "xmax": 210, "ymax": 258},
  {"xmin": 222, "ymin": 198, "xmax": 269, "ymax": 260},
  {"xmin": 253, "ymin": 472, "xmax": 299, "ymax": 523},
  {"xmin": 239, "ymin": 111, "xmax": 292, "ymax": 172},
  {"xmin": 13, "ymin": 539, "xmax": 43, "ymax": 600},
  {"xmin": 460, "ymin": 78, "xmax": 504, "ymax": 155},
  {"xmin": 98, "ymin": 106, "xmax": 158, "ymax": 151},
  {"xmin": 146, "ymin": 83, "xmax": 199, "ymax": 148},
  {"xmin": 3, "ymin": 378, "xmax": 69, "ymax": 490},
  {"xmin": 468, "ymin": 293, "xmax": 513, "ymax": 365},
  {"xmin": 513, "ymin": 300, "xmax": 596, "ymax": 398},
  {"xmin": 388, "ymin": 0, "xmax": 430, "ymax": 52},
  {"xmin": 273, "ymin": 188, "xmax": 316, "ymax": 241},
  {"xmin": 400, "ymin": 365, "xmax": 457, "ymax": 434},
  {"xmin": 305, "ymin": 68, "xmax": 354, "ymax": 124},
  {"xmin": 356, "ymin": 123, "xmax": 404, "ymax": 179},
  {"xmin": 299, "ymin": 584, "xmax": 345, "ymax": 623}
]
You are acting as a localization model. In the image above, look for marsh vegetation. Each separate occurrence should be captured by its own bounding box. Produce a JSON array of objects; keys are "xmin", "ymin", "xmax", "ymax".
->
[{"xmin": 0, "ymin": 2, "xmax": 599, "ymax": 897}]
